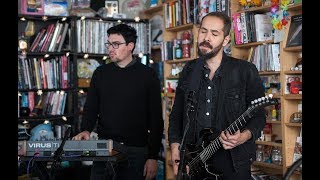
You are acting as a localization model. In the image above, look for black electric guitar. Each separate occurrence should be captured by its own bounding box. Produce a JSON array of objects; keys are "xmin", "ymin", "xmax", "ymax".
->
[{"xmin": 185, "ymin": 94, "xmax": 279, "ymax": 179}]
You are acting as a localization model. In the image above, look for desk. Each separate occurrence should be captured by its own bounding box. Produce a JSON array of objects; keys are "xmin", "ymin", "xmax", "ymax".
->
[{"xmin": 18, "ymin": 150, "xmax": 124, "ymax": 180}]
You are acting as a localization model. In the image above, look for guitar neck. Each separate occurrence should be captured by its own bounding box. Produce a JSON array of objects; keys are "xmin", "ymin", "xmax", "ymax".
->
[{"xmin": 192, "ymin": 108, "xmax": 253, "ymax": 164}]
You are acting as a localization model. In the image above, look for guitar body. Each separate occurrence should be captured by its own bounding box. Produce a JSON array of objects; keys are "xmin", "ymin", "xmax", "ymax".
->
[
  {"xmin": 186, "ymin": 129, "xmax": 222, "ymax": 180},
  {"xmin": 181, "ymin": 95, "xmax": 278, "ymax": 180}
]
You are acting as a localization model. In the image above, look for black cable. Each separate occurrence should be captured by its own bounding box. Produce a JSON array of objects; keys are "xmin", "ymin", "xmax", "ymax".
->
[
  {"xmin": 283, "ymin": 157, "xmax": 302, "ymax": 180},
  {"xmin": 49, "ymin": 126, "xmax": 71, "ymax": 180}
]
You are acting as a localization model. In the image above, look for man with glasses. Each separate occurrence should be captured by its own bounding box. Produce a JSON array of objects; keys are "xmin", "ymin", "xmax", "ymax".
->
[{"xmin": 73, "ymin": 24, "xmax": 163, "ymax": 180}]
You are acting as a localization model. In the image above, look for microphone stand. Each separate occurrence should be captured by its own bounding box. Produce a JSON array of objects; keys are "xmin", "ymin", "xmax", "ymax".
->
[
  {"xmin": 49, "ymin": 126, "xmax": 71, "ymax": 180},
  {"xmin": 176, "ymin": 91, "xmax": 196, "ymax": 180}
]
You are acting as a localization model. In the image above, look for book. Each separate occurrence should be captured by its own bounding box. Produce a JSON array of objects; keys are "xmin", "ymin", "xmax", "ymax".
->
[
  {"xmin": 254, "ymin": 14, "xmax": 273, "ymax": 42},
  {"xmin": 286, "ymin": 14, "xmax": 302, "ymax": 47}
]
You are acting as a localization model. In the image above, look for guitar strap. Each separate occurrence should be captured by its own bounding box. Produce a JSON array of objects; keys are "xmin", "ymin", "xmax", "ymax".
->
[
  {"xmin": 213, "ymin": 54, "xmax": 228, "ymax": 130},
  {"xmin": 186, "ymin": 57, "xmax": 205, "ymax": 143}
]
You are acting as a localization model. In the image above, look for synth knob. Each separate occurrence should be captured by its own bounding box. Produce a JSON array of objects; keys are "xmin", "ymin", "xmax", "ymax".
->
[
  {"xmin": 261, "ymin": 97, "xmax": 265, "ymax": 101},
  {"xmin": 268, "ymin": 94, "xmax": 273, "ymax": 98}
]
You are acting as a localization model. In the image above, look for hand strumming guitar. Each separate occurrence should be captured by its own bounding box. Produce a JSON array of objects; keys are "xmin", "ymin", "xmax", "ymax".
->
[{"xmin": 219, "ymin": 129, "xmax": 252, "ymax": 150}]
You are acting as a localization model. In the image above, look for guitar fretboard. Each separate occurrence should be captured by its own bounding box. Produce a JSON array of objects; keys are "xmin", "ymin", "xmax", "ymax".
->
[{"xmin": 188, "ymin": 105, "xmax": 256, "ymax": 168}]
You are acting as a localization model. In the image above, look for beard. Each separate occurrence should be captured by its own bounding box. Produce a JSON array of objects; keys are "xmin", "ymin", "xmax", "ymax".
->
[{"xmin": 198, "ymin": 41, "xmax": 223, "ymax": 60}]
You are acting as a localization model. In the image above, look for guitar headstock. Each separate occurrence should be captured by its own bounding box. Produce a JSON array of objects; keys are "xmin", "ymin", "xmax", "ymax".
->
[{"xmin": 250, "ymin": 94, "xmax": 279, "ymax": 110}]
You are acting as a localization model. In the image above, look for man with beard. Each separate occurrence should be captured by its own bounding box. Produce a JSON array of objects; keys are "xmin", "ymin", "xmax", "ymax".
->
[{"xmin": 168, "ymin": 12, "xmax": 266, "ymax": 180}]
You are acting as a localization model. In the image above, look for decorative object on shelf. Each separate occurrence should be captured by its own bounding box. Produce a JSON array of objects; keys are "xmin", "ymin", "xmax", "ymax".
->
[
  {"xmin": 289, "ymin": 76, "xmax": 302, "ymax": 94},
  {"xmin": 105, "ymin": 0, "xmax": 119, "ymax": 17},
  {"xmin": 270, "ymin": 0, "xmax": 290, "ymax": 30},
  {"xmin": 30, "ymin": 123, "xmax": 55, "ymax": 141},
  {"xmin": 289, "ymin": 112, "xmax": 302, "ymax": 123},
  {"xmin": 182, "ymin": 31, "xmax": 191, "ymax": 58},
  {"xmin": 150, "ymin": 15, "xmax": 163, "ymax": 47},
  {"xmin": 77, "ymin": 59, "xmax": 100, "ymax": 78},
  {"xmin": 290, "ymin": 57, "xmax": 302, "ymax": 71},
  {"xmin": 285, "ymin": 75, "xmax": 302, "ymax": 94},
  {"xmin": 292, "ymin": 132, "xmax": 302, "ymax": 171},
  {"xmin": 239, "ymin": 0, "xmax": 262, "ymax": 8},
  {"xmin": 271, "ymin": 146, "xmax": 282, "ymax": 165},
  {"xmin": 121, "ymin": 0, "xmax": 145, "ymax": 18},
  {"xmin": 25, "ymin": 21, "xmax": 35, "ymax": 37},
  {"xmin": 44, "ymin": 0, "xmax": 69, "ymax": 16},
  {"xmin": 18, "ymin": 32, "xmax": 28, "ymax": 55},
  {"xmin": 20, "ymin": 0, "xmax": 45, "ymax": 15}
]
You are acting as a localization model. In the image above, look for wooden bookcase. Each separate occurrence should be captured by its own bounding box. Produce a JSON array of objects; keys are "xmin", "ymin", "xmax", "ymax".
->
[
  {"xmin": 158, "ymin": 1, "xmax": 302, "ymax": 179},
  {"xmin": 142, "ymin": 1, "xmax": 302, "ymax": 179},
  {"xmin": 230, "ymin": 1, "xmax": 302, "ymax": 179}
]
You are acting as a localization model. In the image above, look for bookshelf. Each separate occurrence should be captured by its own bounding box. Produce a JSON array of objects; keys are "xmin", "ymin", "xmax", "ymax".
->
[
  {"xmin": 17, "ymin": 15, "xmax": 76, "ymax": 144},
  {"xmin": 230, "ymin": 1, "xmax": 302, "ymax": 179},
  {"xmin": 17, "ymin": 14, "xmax": 151, "ymax": 139}
]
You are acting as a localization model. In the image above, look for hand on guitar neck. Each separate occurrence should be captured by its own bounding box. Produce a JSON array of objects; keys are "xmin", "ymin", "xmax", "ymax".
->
[{"xmin": 219, "ymin": 129, "xmax": 252, "ymax": 150}]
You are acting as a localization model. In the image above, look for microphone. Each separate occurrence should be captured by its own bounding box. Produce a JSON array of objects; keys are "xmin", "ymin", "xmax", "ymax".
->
[{"xmin": 188, "ymin": 57, "xmax": 204, "ymax": 91}]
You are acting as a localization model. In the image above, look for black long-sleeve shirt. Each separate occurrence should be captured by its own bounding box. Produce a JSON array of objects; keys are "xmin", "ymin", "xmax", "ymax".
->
[{"xmin": 81, "ymin": 60, "xmax": 163, "ymax": 159}]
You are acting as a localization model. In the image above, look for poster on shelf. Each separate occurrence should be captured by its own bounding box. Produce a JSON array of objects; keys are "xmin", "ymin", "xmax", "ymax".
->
[
  {"xmin": 20, "ymin": 0, "xmax": 45, "ymax": 15},
  {"xmin": 286, "ymin": 14, "xmax": 302, "ymax": 47}
]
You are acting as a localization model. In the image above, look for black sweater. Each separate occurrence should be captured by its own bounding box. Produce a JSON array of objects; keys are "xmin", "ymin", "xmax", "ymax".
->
[{"xmin": 81, "ymin": 61, "xmax": 163, "ymax": 159}]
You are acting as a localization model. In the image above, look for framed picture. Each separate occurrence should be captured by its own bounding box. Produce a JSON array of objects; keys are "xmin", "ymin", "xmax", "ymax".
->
[{"xmin": 20, "ymin": 0, "xmax": 44, "ymax": 15}]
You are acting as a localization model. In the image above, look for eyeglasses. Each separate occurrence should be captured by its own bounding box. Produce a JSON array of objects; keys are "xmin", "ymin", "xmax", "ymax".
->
[{"xmin": 105, "ymin": 42, "xmax": 126, "ymax": 49}]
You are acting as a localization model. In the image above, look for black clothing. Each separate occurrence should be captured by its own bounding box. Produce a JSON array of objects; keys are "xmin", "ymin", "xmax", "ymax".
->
[
  {"xmin": 82, "ymin": 60, "xmax": 163, "ymax": 160},
  {"xmin": 168, "ymin": 53, "xmax": 266, "ymax": 176},
  {"xmin": 90, "ymin": 146, "xmax": 148, "ymax": 180}
]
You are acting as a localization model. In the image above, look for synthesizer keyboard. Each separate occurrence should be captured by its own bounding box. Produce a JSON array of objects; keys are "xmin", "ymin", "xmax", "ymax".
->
[{"xmin": 24, "ymin": 139, "xmax": 113, "ymax": 157}]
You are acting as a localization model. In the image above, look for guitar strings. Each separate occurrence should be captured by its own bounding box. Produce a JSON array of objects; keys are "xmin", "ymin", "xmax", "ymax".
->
[{"xmin": 187, "ymin": 105, "xmax": 256, "ymax": 171}]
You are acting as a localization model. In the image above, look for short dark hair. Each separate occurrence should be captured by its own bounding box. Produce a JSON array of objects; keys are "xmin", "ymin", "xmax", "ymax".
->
[
  {"xmin": 200, "ymin": 12, "xmax": 231, "ymax": 37},
  {"xmin": 107, "ymin": 23, "xmax": 138, "ymax": 52}
]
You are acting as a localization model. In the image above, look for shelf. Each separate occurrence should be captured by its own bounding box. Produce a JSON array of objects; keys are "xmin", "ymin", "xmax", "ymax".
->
[
  {"xmin": 165, "ymin": 58, "xmax": 194, "ymax": 64},
  {"xmin": 255, "ymin": 140, "xmax": 282, "ymax": 147},
  {"xmin": 166, "ymin": 75, "xmax": 179, "ymax": 79},
  {"xmin": 233, "ymin": 40, "xmax": 274, "ymax": 48},
  {"xmin": 265, "ymin": 93, "xmax": 280, "ymax": 99},
  {"xmin": 18, "ymin": 88, "xmax": 73, "ymax": 92},
  {"xmin": 252, "ymin": 161, "xmax": 283, "ymax": 170},
  {"xmin": 18, "ymin": 114, "xmax": 74, "ymax": 122},
  {"xmin": 283, "ymin": 46, "xmax": 302, "ymax": 52},
  {"xmin": 259, "ymin": 71, "xmax": 280, "ymax": 75},
  {"xmin": 78, "ymin": 78, "xmax": 91, "ymax": 88},
  {"xmin": 237, "ymin": 3, "xmax": 302, "ymax": 13},
  {"xmin": 266, "ymin": 120, "xmax": 281, "ymax": 124},
  {"xmin": 166, "ymin": 23, "xmax": 194, "ymax": 32},
  {"xmin": 143, "ymin": 4, "xmax": 163, "ymax": 14},
  {"xmin": 285, "ymin": 122, "xmax": 302, "ymax": 127},
  {"xmin": 74, "ymin": 52, "xmax": 108, "ymax": 58},
  {"xmin": 21, "ymin": 52, "xmax": 70, "ymax": 57},
  {"xmin": 284, "ymin": 70, "xmax": 302, "ymax": 75},
  {"xmin": 151, "ymin": 45, "xmax": 161, "ymax": 50},
  {"xmin": 287, "ymin": 3, "xmax": 303, "ymax": 11},
  {"xmin": 283, "ymin": 94, "xmax": 302, "ymax": 100},
  {"xmin": 164, "ymin": 92, "xmax": 175, "ymax": 98},
  {"xmin": 237, "ymin": 5, "xmax": 271, "ymax": 13}
]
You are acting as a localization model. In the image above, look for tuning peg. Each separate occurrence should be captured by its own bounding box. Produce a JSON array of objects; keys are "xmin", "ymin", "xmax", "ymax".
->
[
  {"xmin": 251, "ymin": 100, "xmax": 254, "ymax": 104},
  {"xmin": 258, "ymin": 98, "xmax": 262, "ymax": 102},
  {"xmin": 268, "ymin": 94, "xmax": 273, "ymax": 99},
  {"xmin": 254, "ymin": 99, "xmax": 258, "ymax": 103},
  {"xmin": 261, "ymin": 96, "xmax": 265, "ymax": 101}
]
